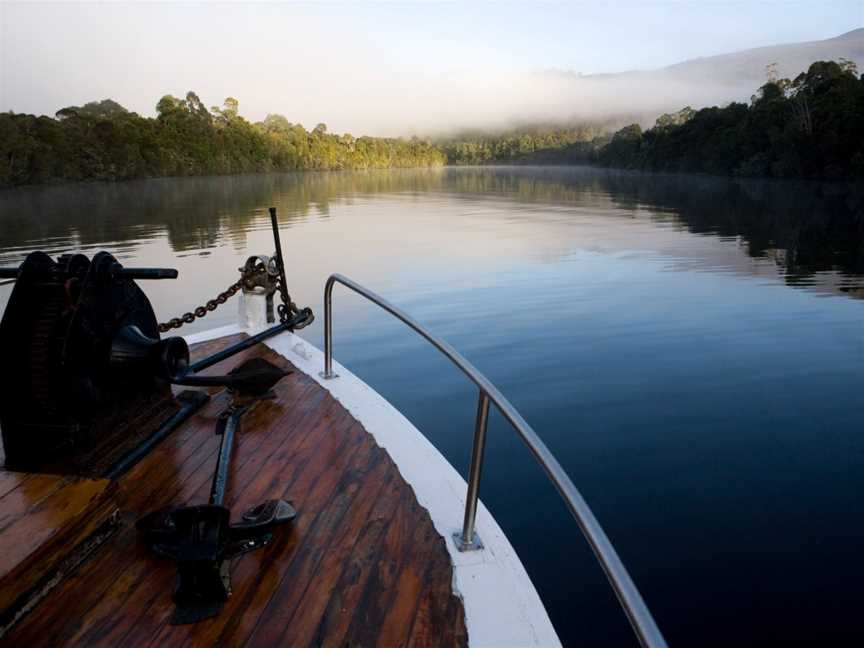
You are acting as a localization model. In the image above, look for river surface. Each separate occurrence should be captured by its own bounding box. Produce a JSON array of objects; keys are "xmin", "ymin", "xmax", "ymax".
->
[{"xmin": 1, "ymin": 167, "xmax": 862, "ymax": 646}]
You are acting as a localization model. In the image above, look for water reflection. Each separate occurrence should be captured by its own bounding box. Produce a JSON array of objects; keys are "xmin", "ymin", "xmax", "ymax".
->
[
  {"xmin": 1, "ymin": 168, "xmax": 861, "ymax": 300},
  {"xmin": 1, "ymin": 168, "xmax": 863, "ymax": 646},
  {"xmin": 0, "ymin": 170, "xmax": 446, "ymax": 257}
]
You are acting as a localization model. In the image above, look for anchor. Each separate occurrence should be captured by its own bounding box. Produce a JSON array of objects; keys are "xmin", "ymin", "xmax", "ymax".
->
[
  {"xmin": 136, "ymin": 355, "xmax": 297, "ymax": 624},
  {"xmin": 0, "ymin": 207, "xmax": 309, "ymax": 623}
]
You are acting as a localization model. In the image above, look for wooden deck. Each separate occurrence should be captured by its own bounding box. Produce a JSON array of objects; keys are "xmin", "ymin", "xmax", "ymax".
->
[
  {"xmin": 1, "ymin": 334, "xmax": 468, "ymax": 647},
  {"xmin": 0, "ymin": 472, "xmax": 116, "ymax": 623}
]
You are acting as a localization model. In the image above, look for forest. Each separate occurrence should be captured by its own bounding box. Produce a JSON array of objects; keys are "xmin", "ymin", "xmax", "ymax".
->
[
  {"xmin": 0, "ymin": 94, "xmax": 444, "ymax": 187},
  {"xmin": 438, "ymin": 122, "xmax": 614, "ymax": 165},
  {"xmin": 598, "ymin": 60, "xmax": 864, "ymax": 179},
  {"xmin": 1, "ymin": 60, "xmax": 862, "ymax": 187}
]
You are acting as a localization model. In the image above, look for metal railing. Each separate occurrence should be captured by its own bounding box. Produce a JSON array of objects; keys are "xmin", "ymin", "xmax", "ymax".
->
[{"xmin": 321, "ymin": 273, "xmax": 667, "ymax": 648}]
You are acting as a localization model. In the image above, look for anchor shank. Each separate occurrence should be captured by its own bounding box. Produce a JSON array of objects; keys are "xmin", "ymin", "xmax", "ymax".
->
[{"xmin": 209, "ymin": 407, "xmax": 245, "ymax": 506}]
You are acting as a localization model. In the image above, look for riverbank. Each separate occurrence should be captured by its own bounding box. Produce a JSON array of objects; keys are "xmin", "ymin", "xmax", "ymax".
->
[
  {"xmin": 3, "ymin": 58, "xmax": 862, "ymax": 189},
  {"xmin": 0, "ymin": 96, "xmax": 444, "ymax": 188}
]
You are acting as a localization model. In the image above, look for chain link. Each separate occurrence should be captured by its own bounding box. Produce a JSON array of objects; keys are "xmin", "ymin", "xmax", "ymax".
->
[{"xmin": 158, "ymin": 280, "xmax": 242, "ymax": 333}]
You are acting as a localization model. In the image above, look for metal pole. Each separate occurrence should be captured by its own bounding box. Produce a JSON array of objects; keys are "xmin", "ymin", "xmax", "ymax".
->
[
  {"xmin": 0, "ymin": 267, "xmax": 177, "ymax": 280},
  {"xmin": 269, "ymin": 206, "xmax": 294, "ymax": 325},
  {"xmin": 269, "ymin": 207, "xmax": 288, "ymax": 288},
  {"xmin": 321, "ymin": 276, "xmax": 336, "ymax": 379},
  {"xmin": 210, "ymin": 407, "xmax": 245, "ymax": 506},
  {"xmin": 106, "ymin": 391, "xmax": 210, "ymax": 479},
  {"xmin": 321, "ymin": 273, "xmax": 666, "ymax": 646},
  {"xmin": 188, "ymin": 321, "xmax": 289, "ymax": 374},
  {"xmin": 455, "ymin": 390, "xmax": 490, "ymax": 551}
]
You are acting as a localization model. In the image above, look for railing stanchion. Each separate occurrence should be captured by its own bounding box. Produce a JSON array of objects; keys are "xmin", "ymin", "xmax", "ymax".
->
[
  {"xmin": 317, "ymin": 273, "xmax": 667, "ymax": 647},
  {"xmin": 455, "ymin": 390, "xmax": 490, "ymax": 551},
  {"xmin": 321, "ymin": 277, "xmax": 337, "ymax": 379}
]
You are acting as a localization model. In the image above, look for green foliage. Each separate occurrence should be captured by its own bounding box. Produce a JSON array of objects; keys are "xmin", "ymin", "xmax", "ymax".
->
[
  {"xmin": 0, "ymin": 94, "xmax": 444, "ymax": 187},
  {"xmin": 4, "ymin": 60, "xmax": 860, "ymax": 187},
  {"xmin": 596, "ymin": 123, "xmax": 643, "ymax": 169},
  {"xmin": 438, "ymin": 123, "xmax": 609, "ymax": 165},
  {"xmin": 598, "ymin": 60, "xmax": 864, "ymax": 180}
]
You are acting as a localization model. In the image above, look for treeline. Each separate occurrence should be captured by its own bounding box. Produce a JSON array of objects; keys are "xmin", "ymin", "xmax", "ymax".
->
[
  {"xmin": 3, "ymin": 59, "xmax": 862, "ymax": 187},
  {"xmin": 439, "ymin": 123, "xmax": 611, "ymax": 165},
  {"xmin": 0, "ymin": 93, "xmax": 444, "ymax": 187},
  {"xmin": 598, "ymin": 60, "xmax": 864, "ymax": 179}
]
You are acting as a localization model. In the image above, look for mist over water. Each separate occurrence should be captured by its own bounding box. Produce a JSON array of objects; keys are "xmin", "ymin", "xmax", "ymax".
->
[
  {"xmin": 3, "ymin": 2, "xmax": 861, "ymax": 136},
  {"xmin": 1, "ymin": 167, "xmax": 862, "ymax": 645}
]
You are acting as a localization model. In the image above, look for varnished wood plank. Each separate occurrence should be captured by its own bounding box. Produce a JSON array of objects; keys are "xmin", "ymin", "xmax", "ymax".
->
[
  {"xmin": 344, "ymin": 492, "xmax": 444, "ymax": 648},
  {"xmin": 187, "ymin": 333, "xmax": 247, "ymax": 363},
  {"xmin": 0, "ymin": 475, "xmax": 115, "ymax": 619},
  {"xmin": 168, "ymin": 406, "xmax": 362, "ymax": 647},
  {"xmin": 100, "ymin": 389, "xmax": 337, "ymax": 647},
  {"xmin": 0, "ymin": 478, "xmax": 109, "ymax": 565},
  {"xmin": 0, "ymin": 471, "xmax": 32, "ymax": 500},
  {"xmin": 243, "ymin": 440, "xmax": 385, "ymax": 646},
  {"xmin": 0, "ymin": 474, "xmax": 70, "ymax": 533},
  {"xmin": 1, "ymin": 334, "xmax": 468, "ymax": 647},
  {"xmin": 46, "ymin": 385, "xmax": 319, "ymax": 645},
  {"xmin": 0, "ymin": 345, "xmax": 268, "ymax": 643},
  {"xmin": 408, "ymin": 550, "xmax": 469, "ymax": 648},
  {"xmin": 102, "ymin": 385, "xmax": 350, "ymax": 647},
  {"xmin": 211, "ymin": 428, "xmax": 379, "ymax": 646},
  {"xmin": 310, "ymin": 463, "xmax": 405, "ymax": 648}
]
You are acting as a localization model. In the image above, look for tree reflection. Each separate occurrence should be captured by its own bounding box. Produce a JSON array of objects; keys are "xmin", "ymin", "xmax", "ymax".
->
[{"xmin": 0, "ymin": 167, "xmax": 860, "ymax": 297}]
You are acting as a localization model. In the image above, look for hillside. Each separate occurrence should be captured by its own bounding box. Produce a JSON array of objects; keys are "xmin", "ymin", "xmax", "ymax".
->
[{"xmin": 535, "ymin": 28, "xmax": 864, "ymax": 126}]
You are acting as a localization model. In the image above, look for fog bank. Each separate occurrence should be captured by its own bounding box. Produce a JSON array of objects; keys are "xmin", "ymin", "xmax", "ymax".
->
[{"xmin": 1, "ymin": 3, "xmax": 861, "ymax": 137}]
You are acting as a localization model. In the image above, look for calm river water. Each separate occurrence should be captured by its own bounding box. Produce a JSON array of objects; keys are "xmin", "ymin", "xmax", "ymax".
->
[{"xmin": 1, "ymin": 167, "xmax": 862, "ymax": 646}]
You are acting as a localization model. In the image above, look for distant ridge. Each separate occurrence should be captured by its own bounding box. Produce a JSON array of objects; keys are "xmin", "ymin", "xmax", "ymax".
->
[
  {"xmin": 836, "ymin": 27, "xmax": 864, "ymax": 39},
  {"xmin": 657, "ymin": 27, "xmax": 864, "ymax": 85},
  {"xmin": 548, "ymin": 28, "xmax": 864, "ymax": 125}
]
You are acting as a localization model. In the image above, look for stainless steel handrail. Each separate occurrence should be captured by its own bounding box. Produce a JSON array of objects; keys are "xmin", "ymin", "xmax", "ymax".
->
[{"xmin": 321, "ymin": 273, "xmax": 667, "ymax": 648}]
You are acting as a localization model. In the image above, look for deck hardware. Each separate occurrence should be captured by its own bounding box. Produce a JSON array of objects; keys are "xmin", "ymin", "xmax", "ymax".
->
[
  {"xmin": 138, "ymin": 357, "xmax": 297, "ymax": 624},
  {"xmin": 150, "ymin": 206, "xmax": 312, "ymax": 335},
  {"xmin": 174, "ymin": 206, "xmax": 315, "ymax": 375},
  {"xmin": 175, "ymin": 355, "xmax": 292, "ymax": 394},
  {"xmin": 239, "ymin": 254, "xmax": 278, "ymax": 323},
  {"xmin": 0, "ymin": 247, "xmax": 297, "ymax": 477},
  {"xmin": 0, "ymin": 263, "xmax": 178, "ymax": 281},
  {"xmin": 457, "ymin": 390, "xmax": 490, "ymax": 551},
  {"xmin": 157, "ymin": 279, "xmax": 243, "ymax": 332},
  {"xmin": 105, "ymin": 390, "xmax": 211, "ymax": 479},
  {"xmin": 451, "ymin": 530, "xmax": 484, "ymax": 552},
  {"xmin": 322, "ymin": 273, "xmax": 668, "ymax": 648},
  {"xmin": 269, "ymin": 207, "xmax": 314, "ymax": 330},
  {"xmin": 188, "ymin": 321, "xmax": 301, "ymax": 373},
  {"xmin": 0, "ymin": 250, "xmax": 185, "ymax": 470}
]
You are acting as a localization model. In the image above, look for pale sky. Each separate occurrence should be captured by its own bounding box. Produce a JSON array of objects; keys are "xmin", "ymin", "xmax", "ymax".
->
[{"xmin": 1, "ymin": 1, "xmax": 861, "ymax": 135}]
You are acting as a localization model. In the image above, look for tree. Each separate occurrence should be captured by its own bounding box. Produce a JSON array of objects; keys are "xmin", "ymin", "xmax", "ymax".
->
[
  {"xmin": 156, "ymin": 95, "xmax": 183, "ymax": 119},
  {"xmin": 211, "ymin": 97, "xmax": 239, "ymax": 125},
  {"xmin": 598, "ymin": 59, "xmax": 864, "ymax": 180}
]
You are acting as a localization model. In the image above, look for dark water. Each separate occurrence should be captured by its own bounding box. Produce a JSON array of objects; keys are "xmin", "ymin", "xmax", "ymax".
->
[{"xmin": 1, "ymin": 167, "xmax": 862, "ymax": 646}]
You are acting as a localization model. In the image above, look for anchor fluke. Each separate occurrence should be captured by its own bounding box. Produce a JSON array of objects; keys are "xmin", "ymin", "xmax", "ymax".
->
[{"xmin": 137, "ymin": 499, "xmax": 296, "ymax": 624}]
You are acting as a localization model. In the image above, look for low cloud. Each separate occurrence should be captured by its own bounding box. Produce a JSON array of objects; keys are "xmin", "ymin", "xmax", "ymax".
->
[{"xmin": 2, "ymin": 2, "xmax": 860, "ymax": 137}]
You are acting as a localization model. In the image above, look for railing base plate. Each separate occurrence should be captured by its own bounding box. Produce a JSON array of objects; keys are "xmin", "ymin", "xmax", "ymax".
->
[{"xmin": 452, "ymin": 531, "xmax": 483, "ymax": 552}]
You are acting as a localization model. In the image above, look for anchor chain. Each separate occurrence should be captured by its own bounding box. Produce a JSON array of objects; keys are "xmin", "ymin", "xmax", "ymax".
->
[
  {"xmin": 270, "ymin": 256, "xmax": 314, "ymax": 330},
  {"xmin": 158, "ymin": 206, "xmax": 313, "ymax": 334},
  {"xmin": 158, "ymin": 280, "xmax": 242, "ymax": 333},
  {"xmin": 275, "ymin": 281, "xmax": 314, "ymax": 330}
]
